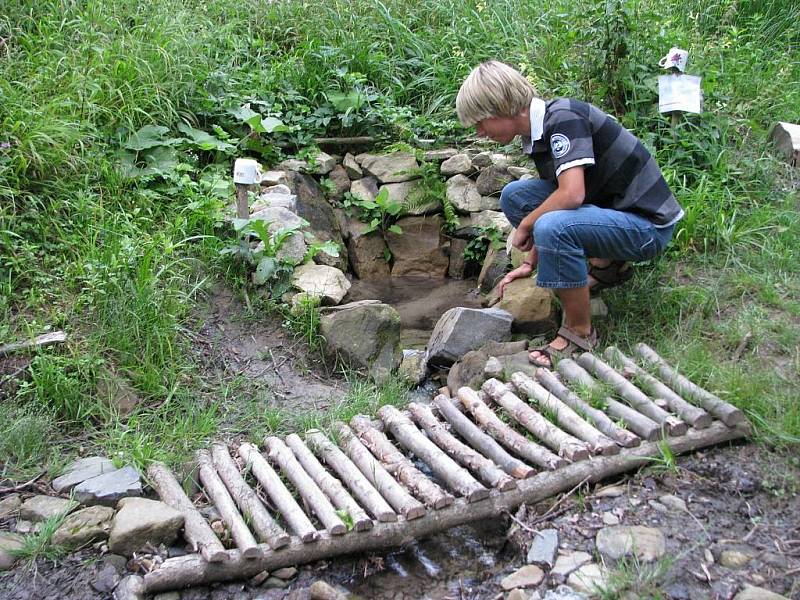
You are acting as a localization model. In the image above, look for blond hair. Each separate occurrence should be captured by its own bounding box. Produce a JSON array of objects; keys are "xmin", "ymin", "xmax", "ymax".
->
[{"xmin": 456, "ymin": 61, "xmax": 537, "ymax": 126}]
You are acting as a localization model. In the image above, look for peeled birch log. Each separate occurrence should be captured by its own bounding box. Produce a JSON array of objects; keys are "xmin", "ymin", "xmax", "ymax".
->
[
  {"xmin": 557, "ymin": 360, "xmax": 661, "ymax": 441},
  {"xmin": 482, "ymin": 379, "xmax": 590, "ymax": 461},
  {"xmin": 284, "ymin": 434, "xmax": 373, "ymax": 532},
  {"xmin": 305, "ymin": 430, "xmax": 397, "ymax": 523},
  {"xmin": 336, "ymin": 423, "xmax": 427, "ymax": 520},
  {"xmin": 210, "ymin": 445, "xmax": 290, "ymax": 549},
  {"xmin": 238, "ymin": 443, "xmax": 320, "ymax": 542},
  {"xmin": 350, "ymin": 415, "xmax": 454, "ymax": 509},
  {"xmin": 265, "ymin": 437, "xmax": 347, "ymax": 535},
  {"xmin": 535, "ymin": 368, "xmax": 639, "ymax": 448},
  {"xmin": 634, "ymin": 343, "xmax": 746, "ymax": 426},
  {"xmin": 196, "ymin": 450, "xmax": 261, "ymax": 558},
  {"xmin": 458, "ymin": 387, "xmax": 566, "ymax": 470},
  {"xmin": 576, "ymin": 353, "xmax": 688, "ymax": 436},
  {"xmin": 147, "ymin": 462, "xmax": 229, "ymax": 562},
  {"xmin": 604, "ymin": 347, "xmax": 712, "ymax": 429},
  {"xmin": 510, "ymin": 372, "xmax": 619, "ymax": 456},
  {"xmin": 433, "ymin": 395, "xmax": 536, "ymax": 479},
  {"xmin": 143, "ymin": 420, "xmax": 750, "ymax": 594},
  {"xmin": 379, "ymin": 405, "xmax": 490, "ymax": 502},
  {"xmin": 408, "ymin": 402, "xmax": 517, "ymax": 491}
]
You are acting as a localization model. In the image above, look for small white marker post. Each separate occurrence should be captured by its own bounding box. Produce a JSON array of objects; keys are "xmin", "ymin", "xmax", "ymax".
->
[
  {"xmin": 657, "ymin": 48, "xmax": 702, "ymax": 134},
  {"xmin": 232, "ymin": 158, "xmax": 263, "ymax": 219}
]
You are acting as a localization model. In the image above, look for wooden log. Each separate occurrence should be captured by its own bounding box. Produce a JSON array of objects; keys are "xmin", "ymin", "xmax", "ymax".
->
[
  {"xmin": 535, "ymin": 368, "xmax": 639, "ymax": 448},
  {"xmin": 234, "ymin": 183, "xmax": 249, "ymax": 219},
  {"xmin": 284, "ymin": 434, "xmax": 373, "ymax": 532},
  {"xmin": 510, "ymin": 372, "xmax": 619, "ymax": 456},
  {"xmin": 604, "ymin": 347, "xmax": 712, "ymax": 429},
  {"xmin": 238, "ymin": 443, "xmax": 320, "ymax": 542},
  {"xmin": 264, "ymin": 437, "xmax": 347, "ymax": 535},
  {"xmin": 407, "ymin": 402, "xmax": 517, "ymax": 491},
  {"xmin": 634, "ymin": 343, "xmax": 746, "ymax": 426},
  {"xmin": 350, "ymin": 415, "xmax": 454, "ymax": 509},
  {"xmin": 147, "ymin": 462, "xmax": 229, "ymax": 563},
  {"xmin": 482, "ymin": 379, "xmax": 590, "ymax": 461},
  {"xmin": 576, "ymin": 353, "xmax": 688, "ymax": 436},
  {"xmin": 433, "ymin": 396, "xmax": 536, "ymax": 479},
  {"xmin": 557, "ymin": 360, "xmax": 661, "ymax": 441},
  {"xmin": 458, "ymin": 387, "xmax": 566, "ymax": 470},
  {"xmin": 305, "ymin": 430, "xmax": 397, "ymax": 523},
  {"xmin": 379, "ymin": 405, "xmax": 490, "ymax": 502},
  {"xmin": 210, "ymin": 445, "xmax": 290, "ymax": 549},
  {"xmin": 336, "ymin": 423, "xmax": 427, "ymax": 520},
  {"xmin": 313, "ymin": 136, "xmax": 374, "ymax": 146},
  {"xmin": 196, "ymin": 450, "xmax": 261, "ymax": 558},
  {"xmin": 0, "ymin": 331, "xmax": 67, "ymax": 356},
  {"xmin": 143, "ymin": 421, "xmax": 750, "ymax": 593}
]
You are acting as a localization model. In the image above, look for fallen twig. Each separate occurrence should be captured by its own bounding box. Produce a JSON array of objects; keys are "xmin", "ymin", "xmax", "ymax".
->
[
  {"xmin": 0, "ymin": 331, "xmax": 67, "ymax": 357},
  {"xmin": 0, "ymin": 470, "xmax": 46, "ymax": 494}
]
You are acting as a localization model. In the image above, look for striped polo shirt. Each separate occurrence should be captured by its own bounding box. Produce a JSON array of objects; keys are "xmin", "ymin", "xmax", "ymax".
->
[{"xmin": 527, "ymin": 98, "xmax": 683, "ymax": 227}]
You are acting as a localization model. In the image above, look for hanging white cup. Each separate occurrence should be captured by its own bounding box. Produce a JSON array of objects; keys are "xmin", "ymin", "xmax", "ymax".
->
[{"xmin": 658, "ymin": 47, "xmax": 689, "ymax": 72}]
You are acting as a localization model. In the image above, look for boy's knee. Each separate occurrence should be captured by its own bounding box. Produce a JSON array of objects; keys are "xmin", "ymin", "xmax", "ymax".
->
[{"xmin": 533, "ymin": 211, "xmax": 563, "ymax": 245}]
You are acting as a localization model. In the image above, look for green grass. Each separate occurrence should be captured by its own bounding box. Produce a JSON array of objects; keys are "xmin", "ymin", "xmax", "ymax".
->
[
  {"xmin": 10, "ymin": 508, "xmax": 73, "ymax": 566},
  {"xmin": 593, "ymin": 553, "xmax": 676, "ymax": 600},
  {"xmin": 1, "ymin": 0, "xmax": 798, "ymax": 479}
]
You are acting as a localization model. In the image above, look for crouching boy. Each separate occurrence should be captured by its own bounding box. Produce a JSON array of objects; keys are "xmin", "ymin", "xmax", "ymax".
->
[{"xmin": 456, "ymin": 61, "xmax": 683, "ymax": 367}]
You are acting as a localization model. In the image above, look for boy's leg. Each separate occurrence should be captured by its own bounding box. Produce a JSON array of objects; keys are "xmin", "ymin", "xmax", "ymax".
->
[{"xmin": 499, "ymin": 179, "xmax": 558, "ymax": 229}]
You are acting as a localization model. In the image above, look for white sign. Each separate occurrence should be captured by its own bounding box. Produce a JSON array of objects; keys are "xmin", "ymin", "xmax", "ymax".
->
[{"xmin": 658, "ymin": 74, "xmax": 702, "ymax": 114}]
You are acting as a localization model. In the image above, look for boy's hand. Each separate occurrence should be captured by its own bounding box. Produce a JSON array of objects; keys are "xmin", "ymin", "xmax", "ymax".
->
[
  {"xmin": 511, "ymin": 225, "xmax": 533, "ymax": 252},
  {"xmin": 498, "ymin": 262, "xmax": 534, "ymax": 297}
]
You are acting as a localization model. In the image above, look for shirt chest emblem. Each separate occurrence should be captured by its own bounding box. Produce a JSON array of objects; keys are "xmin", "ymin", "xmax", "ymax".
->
[{"xmin": 550, "ymin": 133, "xmax": 571, "ymax": 159}]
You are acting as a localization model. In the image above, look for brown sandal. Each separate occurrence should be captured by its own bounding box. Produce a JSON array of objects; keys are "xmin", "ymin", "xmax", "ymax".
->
[
  {"xmin": 529, "ymin": 326, "xmax": 598, "ymax": 368},
  {"xmin": 588, "ymin": 260, "xmax": 634, "ymax": 295}
]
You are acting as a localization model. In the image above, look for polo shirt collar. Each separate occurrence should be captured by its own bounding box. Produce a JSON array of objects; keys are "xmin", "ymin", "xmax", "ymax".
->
[{"xmin": 521, "ymin": 97, "xmax": 546, "ymax": 154}]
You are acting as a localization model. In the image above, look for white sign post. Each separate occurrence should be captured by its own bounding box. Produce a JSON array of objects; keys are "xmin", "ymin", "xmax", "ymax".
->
[{"xmin": 657, "ymin": 48, "xmax": 702, "ymax": 131}]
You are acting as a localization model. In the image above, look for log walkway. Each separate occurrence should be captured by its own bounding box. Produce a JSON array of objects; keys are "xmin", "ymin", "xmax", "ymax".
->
[{"xmin": 144, "ymin": 344, "xmax": 748, "ymax": 593}]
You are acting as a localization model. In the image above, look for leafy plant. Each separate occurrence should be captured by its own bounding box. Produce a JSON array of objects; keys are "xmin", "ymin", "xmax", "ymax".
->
[
  {"xmin": 343, "ymin": 188, "xmax": 404, "ymax": 236},
  {"xmin": 463, "ymin": 226, "xmax": 504, "ymax": 267}
]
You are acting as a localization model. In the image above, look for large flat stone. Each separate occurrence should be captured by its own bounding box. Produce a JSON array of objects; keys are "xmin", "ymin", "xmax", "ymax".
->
[
  {"xmin": 73, "ymin": 465, "xmax": 142, "ymax": 507},
  {"xmin": 734, "ymin": 585, "xmax": 790, "ymax": 600},
  {"xmin": 0, "ymin": 532, "xmax": 24, "ymax": 571},
  {"xmin": 500, "ymin": 565, "xmax": 544, "ymax": 590},
  {"xmin": 291, "ymin": 263, "xmax": 351, "ymax": 305},
  {"xmin": 428, "ymin": 307, "xmax": 513, "ymax": 367},
  {"xmin": 20, "ymin": 495, "xmax": 78, "ymax": 522},
  {"xmin": 551, "ymin": 551, "xmax": 593, "ymax": 578},
  {"xmin": 360, "ymin": 153, "xmax": 419, "ymax": 183},
  {"xmin": 52, "ymin": 456, "xmax": 118, "ymax": 493},
  {"xmin": 386, "ymin": 215, "xmax": 449, "ymax": 278},
  {"xmin": 596, "ymin": 525, "xmax": 665, "ymax": 563},
  {"xmin": 567, "ymin": 563, "xmax": 608, "ymax": 595},
  {"xmin": 52, "ymin": 505, "xmax": 115, "ymax": 548},
  {"xmin": 108, "ymin": 498, "xmax": 184, "ymax": 557},
  {"xmin": 0, "ymin": 494, "xmax": 21, "ymax": 519},
  {"xmin": 527, "ymin": 529, "xmax": 559, "ymax": 569}
]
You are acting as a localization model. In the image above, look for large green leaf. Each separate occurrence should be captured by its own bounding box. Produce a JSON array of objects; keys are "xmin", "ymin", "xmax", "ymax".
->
[
  {"xmin": 123, "ymin": 125, "xmax": 181, "ymax": 151},
  {"xmin": 177, "ymin": 122, "xmax": 234, "ymax": 153},
  {"xmin": 253, "ymin": 256, "xmax": 278, "ymax": 285}
]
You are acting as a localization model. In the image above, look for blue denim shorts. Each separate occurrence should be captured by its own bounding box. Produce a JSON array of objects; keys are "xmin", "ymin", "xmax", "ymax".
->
[{"xmin": 500, "ymin": 179, "xmax": 675, "ymax": 289}]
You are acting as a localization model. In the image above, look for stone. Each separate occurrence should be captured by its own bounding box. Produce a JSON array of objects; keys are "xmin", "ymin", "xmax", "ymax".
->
[
  {"xmin": 292, "ymin": 263, "xmax": 351, "ymax": 305},
  {"xmin": 768, "ymin": 122, "xmax": 800, "ymax": 167},
  {"xmin": 452, "ymin": 210, "xmax": 512, "ymax": 238},
  {"xmin": 249, "ymin": 205, "xmax": 305, "ymax": 230},
  {"xmin": 594, "ymin": 485, "xmax": 626, "ymax": 498},
  {"xmin": 734, "ymin": 585, "xmax": 790, "ymax": 600},
  {"xmin": 0, "ymin": 532, "xmax": 24, "ymax": 571},
  {"xmin": 261, "ymin": 184, "xmax": 293, "ymax": 196},
  {"xmin": 482, "ymin": 340, "xmax": 529, "ymax": 356},
  {"xmin": 14, "ymin": 520, "xmax": 34, "ymax": 534},
  {"xmin": 113, "ymin": 574, "xmax": 145, "ymax": 600},
  {"xmin": 484, "ymin": 356, "xmax": 503, "ymax": 379},
  {"xmin": 477, "ymin": 244, "xmax": 510, "ymax": 294},
  {"xmin": 260, "ymin": 170, "xmax": 289, "ymax": 187},
  {"xmin": 73, "ymin": 465, "xmax": 142, "ymax": 507},
  {"xmin": 720, "ymin": 549, "xmax": 753, "ymax": 568},
  {"xmin": 92, "ymin": 562, "xmax": 122, "ymax": 594},
  {"xmin": 342, "ymin": 153, "xmax": 362, "ymax": 179},
  {"xmin": 325, "ymin": 164, "xmax": 351, "ymax": 202},
  {"xmin": 309, "ymin": 581, "xmax": 349, "ymax": 600},
  {"xmin": 489, "ymin": 278, "xmax": 559, "ymax": 335},
  {"xmin": 658, "ymin": 494, "xmax": 687, "ymax": 512},
  {"xmin": 440, "ymin": 153, "xmax": 474, "ymax": 176},
  {"xmin": 428, "ymin": 307, "xmax": 513, "ymax": 367},
  {"xmin": 249, "ymin": 571, "xmax": 270, "ymax": 587},
  {"xmin": 20, "ymin": 495, "xmax": 78, "ymax": 522},
  {"xmin": 507, "ymin": 590, "xmax": 533, "ymax": 600},
  {"xmin": 0, "ymin": 493, "xmax": 22, "ymax": 519},
  {"xmin": 551, "ymin": 551, "xmax": 594, "ymax": 578},
  {"xmin": 447, "ymin": 349, "xmax": 490, "ymax": 392},
  {"xmin": 447, "ymin": 237, "xmax": 469, "ymax": 278},
  {"xmin": 500, "ymin": 565, "xmax": 544, "ymax": 590},
  {"xmin": 360, "ymin": 153, "xmax": 419, "ymax": 183},
  {"xmin": 479, "ymin": 195, "xmax": 501, "ymax": 211},
  {"xmin": 542, "ymin": 586, "xmax": 589, "ymax": 600},
  {"xmin": 96, "ymin": 368, "xmax": 141, "ymax": 417},
  {"xmin": 567, "ymin": 563, "xmax": 607, "ymax": 596},
  {"xmin": 380, "ymin": 180, "xmax": 436, "ymax": 215},
  {"xmin": 446, "ymin": 175, "xmax": 488, "ymax": 214},
  {"xmin": 349, "ymin": 175, "xmax": 379, "ymax": 202},
  {"xmin": 250, "ymin": 192, "xmax": 297, "ymax": 213},
  {"xmin": 264, "ymin": 576, "xmax": 289, "ymax": 589},
  {"xmin": 53, "ymin": 457, "xmax": 119, "ymax": 494},
  {"xmin": 386, "ymin": 215, "xmax": 449, "ymax": 278},
  {"xmin": 52, "ymin": 505, "xmax": 115, "ymax": 548},
  {"xmin": 273, "ymin": 231, "xmax": 307, "ymax": 266},
  {"xmin": 590, "ymin": 297, "xmax": 609, "ymax": 318},
  {"xmin": 154, "ymin": 593, "xmax": 181, "ymax": 600},
  {"xmin": 527, "ymin": 529, "xmax": 559, "ymax": 569},
  {"xmin": 508, "ymin": 166, "xmax": 533, "ymax": 179},
  {"xmin": 272, "ymin": 566, "xmax": 298, "ymax": 579},
  {"xmin": 312, "ymin": 151, "xmax": 336, "ymax": 175},
  {"xmin": 398, "ymin": 349, "xmax": 428, "ymax": 386},
  {"xmin": 285, "ymin": 171, "xmax": 348, "ymax": 271},
  {"xmin": 278, "ymin": 158, "xmax": 309, "ymax": 172},
  {"xmin": 602, "ymin": 511, "xmax": 620, "ymax": 525},
  {"xmin": 476, "ymin": 165, "xmax": 514, "ymax": 196},
  {"xmin": 108, "ymin": 498, "xmax": 184, "ymax": 557},
  {"xmin": 596, "ymin": 526, "xmax": 666, "ymax": 563},
  {"xmin": 320, "ymin": 301, "xmax": 402, "ymax": 383},
  {"xmin": 471, "ymin": 151, "xmax": 493, "ymax": 168},
  {"xmin": 424, "ymin": 148, "xmax": 457, "ymax": 162},
  {"xmin": 519, "ymin": 173, "xmax": 536, "ymax": 181},
  {"xmin": 345, "ymin": 219, "xmax": 391, "ymax": 280}
]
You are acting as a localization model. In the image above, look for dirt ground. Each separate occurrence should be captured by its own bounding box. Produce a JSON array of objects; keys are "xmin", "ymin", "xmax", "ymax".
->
[{"xmin": 1, "ymin": 286, "xmax": 798, "ymax": 600}]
